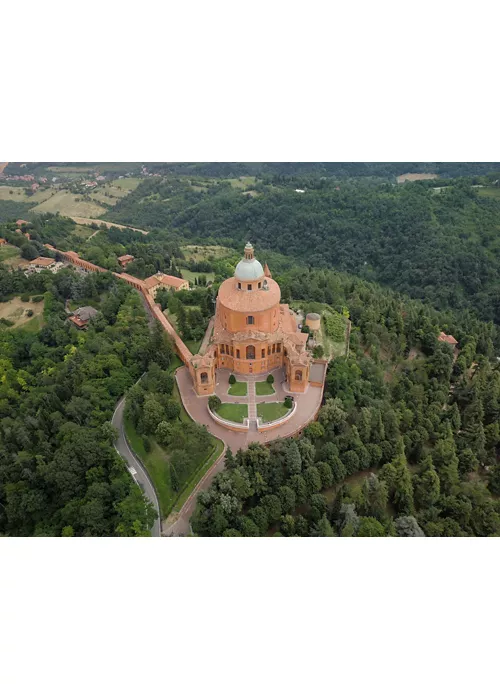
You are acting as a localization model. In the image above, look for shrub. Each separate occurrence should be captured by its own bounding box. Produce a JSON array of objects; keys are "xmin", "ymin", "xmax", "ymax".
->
[
  {"xmin": 0, "ymin": 318, "xmax": 14, "ymax": 327},
  {"xmin": 324, "ymin": 311, "xmax": 346, "ymax": 341},
  {"xmin": 284, "ymin": 396, "xmax": 293, "ymax": 409},
  {"xmin": 301, "ymin": 324, "xmax": 310, "ymax": 336},
  {"xmin": 26, "ymin": 309, "xmax": 34, "ymax": 317},
  {"xmin": 208, "ymin": 395, "xmax": 221, "ymax": 411},
  {"xmin": 143, "ymin": 436, "xmax": 151, "ymax": 453},
  {"xmin": 31, "ymin": 295, "xmax": 44, "ymax": 303},
  {"xmin": 313, "ymin": 345, "xmax": 324, "ymax": 358},
  {"xmin": 20, "ymin": 293, "xmax": 30, "ymax": 302},
  {"xmin": 228, "ymin": 374, "xmax": 236, "ymax": 385},
  {"xmin": 266, "ymin": 374, "xmax": 274, "ymax": 384}
]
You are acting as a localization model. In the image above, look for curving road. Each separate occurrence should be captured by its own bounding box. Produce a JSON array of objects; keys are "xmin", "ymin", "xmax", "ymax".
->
[{"xmin": 112, "ymin": 395, "xmax": 161, "ymax": 537}]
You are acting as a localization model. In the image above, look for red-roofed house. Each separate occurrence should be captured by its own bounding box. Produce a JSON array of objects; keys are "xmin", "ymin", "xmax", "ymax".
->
[
  {"xmin": 438, "ymin": 331, "xmax": 458, "ymax": 348},
  {"xmin": 16, "ymin": 219, "xmax": 29, "ymax": 226},
  {"xmin": 143, "ymin": 272, "xmax": 189, "ymax": 297},
  {"xmin": 28, "ymin": 257, "xmax": 60, "ymax": 273},
  {"xmin": 117, "ymin": 254, "xmax": 135, "ymax": 269}
]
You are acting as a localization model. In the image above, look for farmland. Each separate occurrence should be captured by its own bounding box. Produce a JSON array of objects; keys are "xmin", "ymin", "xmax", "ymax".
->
[
  {"xmin": 0, "ymin": 186, "xmax": 53, "ymax": 204},
  {"xmin": 30, "ymin": 190, "xmax": 108, "ymax": 218}
]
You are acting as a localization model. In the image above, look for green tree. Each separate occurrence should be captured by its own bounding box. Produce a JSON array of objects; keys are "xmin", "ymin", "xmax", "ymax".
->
[{"xmin": 356, "ymin": 517, "xmax": 385, "ymax": 537}]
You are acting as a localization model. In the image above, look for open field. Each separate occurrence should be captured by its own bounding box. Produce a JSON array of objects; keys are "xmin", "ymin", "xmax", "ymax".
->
[
  {"xmin": 178, "ymin": 268, "xmax": 215, "ymax": 284},
  {"xmin": 91, "ymin": 178, "xmax": 142, "ymax": 206},
  {"xmin": 70, "ymin": 216, "xmax": 148, "ymax": 234},
  {"xmin": 216, "ymin": 403, "xmax": 248, "ymax": 423},
  {"xmin": 72, "ymin": 224, "xmax": 96, "ymax": 239},
  {"xmin": 0, "ymin": 297, "xmax": 45, "ymax": 329},
  {"xmin": 2, "ymin": 254, "xmax": 30, "ymax": 270},
  {"xmin": 227, "ymin": 176, "xmax": 257, "ymax": 189},
  {"xmin": 47, "ymin": 164, "xmax": 140, "ymax": 175},
  {"xmin": 257, "ymin": 402, "xmax": 288, "ymax": 422},
  {"xmin": 47, "ymin": 166, "xmax": 96, "ymax": 173},
  {"xmin": 181, "ymin": 244, "xmax": 234, "ymax": 262},
  {"xmin": 30, "ymin": 190, "xmax": 108, "ymax": 218},
  {"xmin": 0, "ymin": 245, "xmax": 20, "ymax": 263},
  {"xmin": 478, "ymin": 187, "xmax": 500, "ymax": 200},
  {"xmin": 0, "ymin": 186, "xmax": 53, "ymax": 204}
]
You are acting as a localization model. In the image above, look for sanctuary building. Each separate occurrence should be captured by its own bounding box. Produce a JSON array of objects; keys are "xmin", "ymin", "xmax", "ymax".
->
[{"xmin": 189, "ymin": 243, "xmax": 311, "ymax": 395}]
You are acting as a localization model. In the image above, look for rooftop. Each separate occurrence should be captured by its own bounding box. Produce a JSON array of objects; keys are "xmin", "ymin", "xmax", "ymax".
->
[
  {"xmin": 218, "ymin": 276, "xmax": 281, "ymax": 313},
  {"xmin": 143, "ymin": 273, "xmax": 187, "ymax": 290},
  {"xmin": 74, "ymin": 306, "xmax": 99, "ymax": 321},
  {"xmin": 438, "ymin": 331, "xmax": 458, "ymax": 345},
  {"xmin": 30, "ymin": 257, "xmax": 55, "ymax": 267}
]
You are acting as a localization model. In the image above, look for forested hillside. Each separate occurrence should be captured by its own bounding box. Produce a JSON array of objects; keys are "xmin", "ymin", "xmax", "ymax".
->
[
  {"xmin": 143, "ymin": 163, "xmax": 500, "ymax": 179},
  {"xmin": 193, "ymin": 267, "xmax": 500, "ymax": 537},
  {"xmin": 108, "ymin": 177, "xmax": 500, "ymax": 323},
  {"xmin": 0, "ymin": 265, "xmax": 175, "ymax": 536}
]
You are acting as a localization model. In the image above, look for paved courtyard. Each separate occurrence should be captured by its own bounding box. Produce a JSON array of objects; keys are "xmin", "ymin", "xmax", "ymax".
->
[{"xmin": 165, "ymin": 366, "xmax": 324, "ymax": 535}]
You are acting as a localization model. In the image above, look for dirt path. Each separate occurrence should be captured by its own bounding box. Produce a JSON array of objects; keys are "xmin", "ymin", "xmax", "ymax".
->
[{"xmin": 71, "ymin": 216, "xmax": 148, "ymax": 236}]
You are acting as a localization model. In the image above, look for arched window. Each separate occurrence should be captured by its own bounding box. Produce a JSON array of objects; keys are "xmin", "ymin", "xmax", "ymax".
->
[
  {"xmin": 247, "ymin": 316, "xmax": 254, "ymax": 325},
  {"xmin": 238, "ymin": 282, "xmax": 241, "ymax": 289},
  {"xmin": 200, "ymin": 372, "xmax": 208, "ymax": 384},
  {"xmin": 277, "ymin": 343, "xmax": 281, "ymax": 352},
  {"xmin": 295, "ymin": 370, "xmax": 303, "ymax": 381},
  {"xmin": 246, "ymin": 345, "xmax": 255, "ymax": 360},
  {"xmin": 247, "ymin": 284, "xmax": 252, "ymax": 291},
  {"xmin": 261, "ymin": 349, "xmax": 265, "ymax": 358},
  {"xmin": 258, "ymin": 282, "xmax": 262, "ymax": 289},
  {"xmin": 220, "ymin": 344, "xmax": 225, "ymax": 354},
  {"xmin": 236, "ymin": 349, "xmax": 240, "ymax": 359}
]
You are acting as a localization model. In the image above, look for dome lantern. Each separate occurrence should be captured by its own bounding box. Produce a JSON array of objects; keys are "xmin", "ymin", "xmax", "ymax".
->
[{"xmin": 235, "ymin": 242, "xmax": 264, "ymax": 282}]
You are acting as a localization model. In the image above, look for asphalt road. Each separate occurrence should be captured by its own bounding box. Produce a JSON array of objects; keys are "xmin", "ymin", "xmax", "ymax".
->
[{"xmin": 112, "ymin": 395, "xmax": 161, "ymax": 537}]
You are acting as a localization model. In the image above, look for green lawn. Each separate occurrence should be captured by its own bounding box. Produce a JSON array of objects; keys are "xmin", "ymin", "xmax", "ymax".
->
[
  {"xmin": 228, "ymin": 381, "xmax": 247, "ymax": 396},
  {"xmin": 257, "ymin": 402, "xmax": 289, "ymax": 422},
  {"xmin": 216, "ymin": 403, "xmax": 248, "ymax": 423},
  {"xmin": 255, "ymin": 380, "xmax": 275, "ymax": 395},
  {"xmin": 186, "ymin": 338, "xmax": 202, "ymax": 354},
  {"xmin": 179, "ymin": 268, "xmax": 215, "ymax": 284}
]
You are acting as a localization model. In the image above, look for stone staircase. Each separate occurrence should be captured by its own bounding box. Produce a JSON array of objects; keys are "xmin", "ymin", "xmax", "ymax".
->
[{"xmin": 247, "ymin": 378, "xmax": 257, "ymax": 429}]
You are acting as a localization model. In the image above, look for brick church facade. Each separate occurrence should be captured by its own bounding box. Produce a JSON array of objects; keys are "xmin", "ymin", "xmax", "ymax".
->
[{"xmin": 189, "ymin": 243, "xmax": 311, "ymax": 395}]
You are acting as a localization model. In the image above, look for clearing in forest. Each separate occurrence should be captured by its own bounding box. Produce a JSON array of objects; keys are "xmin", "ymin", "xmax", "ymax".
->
[
  {"xmin": 178, "ymin": 268, "xmax": 215, "ymax": 284},
  {"xmin": 181, "ymin": 244, "xmax": 234, "ymax": 262},
  {"xmin": 227, "ymin": 176, "xmax": 257, "ymax": 189},
  {"xmin": 0, "ymin": 297, "xmax": 45, "ymax": 329},
  {"xmin": 91, "ymin": 177, "xmax": 142, "ymax": 206}
]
